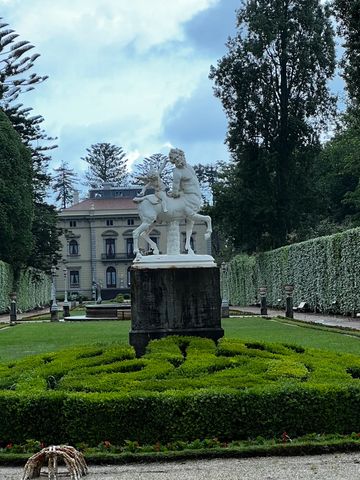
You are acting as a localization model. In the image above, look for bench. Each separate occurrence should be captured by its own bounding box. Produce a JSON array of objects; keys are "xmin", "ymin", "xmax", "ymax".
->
[{"xmin": 293, "ymin": 301, "xmax": 308, "ymax": 312}]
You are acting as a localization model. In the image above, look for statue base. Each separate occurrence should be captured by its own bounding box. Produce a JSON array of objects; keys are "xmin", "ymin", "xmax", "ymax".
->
[{"xmin": 129, "ymin": 256, "xmax": 223, "ymax": 356}]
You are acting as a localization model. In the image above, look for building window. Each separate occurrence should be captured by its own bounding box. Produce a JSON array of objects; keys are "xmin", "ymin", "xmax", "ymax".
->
[
  {"xmin": 70, "ymin": 220, "xmax": 77, "ymax": 227},
  {"xmin": 70, "ymin": 270, "xmax": 80, "ymax": 288},
  {"xmin": 106, "ymin": 219, "xmax": 114, "ymax": 226},
  {"xmin": 68, "ymin": 239, "xmax": 79, "ymax": 255},
  {"xmin": 127, "ymin": 218, "xmax": 134, "ymax": 226},
  {"xmin": 106, "ymin": 267, "xmax": 116, "ymax": 288},
  {"xmin": 127, "ymin": 266, "xmax": 131, "ymax": 286},
  {"xmin": 105, "ymin": 238, "xmax": 116, "ymax": 258},
  {"xmin": 126, "ymin": 238, "xmax": 134, "ymax": 257}
]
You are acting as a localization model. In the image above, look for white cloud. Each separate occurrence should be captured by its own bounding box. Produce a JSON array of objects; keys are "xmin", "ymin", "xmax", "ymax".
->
[
  {"xmin": 1, "ymin": 0, "xmax": 231, "ymax": 188},
  {"xmin": 2, "ymin": 0, "xmax": 219, "ymax": 52}
]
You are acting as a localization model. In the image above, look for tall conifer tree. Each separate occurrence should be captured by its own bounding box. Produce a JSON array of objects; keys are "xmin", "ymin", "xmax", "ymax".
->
[
  {"xmin": 82, "ymin": 143, "xmax": 128, "ymax": 188},
  {"xmin": 210, "ymin": 0, "xmax": 336, "ymax": 251}
]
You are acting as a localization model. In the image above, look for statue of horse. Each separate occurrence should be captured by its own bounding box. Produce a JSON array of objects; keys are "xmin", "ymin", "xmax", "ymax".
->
[
  {"xmin": 132, "ymin": 147, "xmax": 212, "ymax": 259},
  {"xmin": 132, "ymin": 193, "xmax": 212, "ymax": 258}
]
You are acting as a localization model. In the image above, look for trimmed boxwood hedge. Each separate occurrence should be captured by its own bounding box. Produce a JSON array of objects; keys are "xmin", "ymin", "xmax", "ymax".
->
[
  {"xmin": 225, "ymin": 227, "xmax": 360, "ymax": 315},
  {"xmin": 1, "ymin": 336, "xmax": 360, "ymax": 445}
]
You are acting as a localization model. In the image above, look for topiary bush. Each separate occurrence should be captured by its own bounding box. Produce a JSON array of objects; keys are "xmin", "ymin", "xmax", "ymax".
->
[{"xmin": 1, "ymin": 337, "xmax": 360, "ymax": 444}]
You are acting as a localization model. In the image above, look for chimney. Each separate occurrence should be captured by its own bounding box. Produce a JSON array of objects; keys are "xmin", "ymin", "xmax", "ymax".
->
[{"xmin": 73, "ymin": 190, "xmax": 80, "ymax": 205}]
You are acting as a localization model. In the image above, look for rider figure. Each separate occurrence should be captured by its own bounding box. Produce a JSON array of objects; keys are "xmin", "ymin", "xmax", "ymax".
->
[
  {"xmin": 136, "ymin": 159, "xmax": 168, "ymax": 213},
  {"xmin": 168, "ymin": 148, "xmax": 202, "ymax": 216}
]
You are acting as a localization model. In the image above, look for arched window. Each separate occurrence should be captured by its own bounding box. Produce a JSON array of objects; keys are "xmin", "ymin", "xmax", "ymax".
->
[
  {"xmin": 106, "ymin": 267, "xmax": 116, "ymax": 288},
  {"xmin": 69, "ymin": 239, "xmax": 79, "ymax": 255},
  {"xmin": 127, "ymin": 266, "xmax": 131, "ymax": 286}
]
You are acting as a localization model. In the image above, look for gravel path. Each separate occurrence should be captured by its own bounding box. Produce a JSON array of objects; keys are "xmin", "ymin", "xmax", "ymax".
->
[{"xmin": 3, "ymin": 453, "xmax": 360, "ymax": 479}]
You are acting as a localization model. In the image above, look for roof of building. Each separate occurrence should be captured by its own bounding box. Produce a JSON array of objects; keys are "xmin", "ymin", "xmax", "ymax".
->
[{"xmin": 60, "ymin": 198, "xmax": 137, "ymax": 213}]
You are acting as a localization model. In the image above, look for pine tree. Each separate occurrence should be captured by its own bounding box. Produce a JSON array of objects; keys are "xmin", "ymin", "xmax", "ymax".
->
[
  {"xmin": 209, "ymin": 0, "xmax": 336, "ymax": 250},
  {"xmin": 131, "ymin": 153, "xmax": 172, "ymax": 188},
  {"xmin": 0, "ymin": 18, "xmax": 60, "ymax": 271},
  {"xmin": 52, "ymin": 161, "xmax": 78, "ymax": 209},
  {"xmin": 82, "ymin": 143, "xmax": 128, "ymax": 188},
  {"xmin": 0, "ymin": 17, "xmax": 54, "ymax": 201}
]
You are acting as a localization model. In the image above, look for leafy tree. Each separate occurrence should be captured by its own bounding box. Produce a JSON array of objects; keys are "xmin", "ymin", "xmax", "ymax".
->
[
  {"xmin": 210, "ymin": 0, "xmax": 336, "ymax": 251},
  {"xmin": 193, "ymin": 163, "xmax": 222, "ymax": 205},
  {"xmin": 82, "ymin": 142, "xmax": 128, "ymax": 188},
  {"xmin": 131, "ymin": 153, "xmax": 172, "ymax": 188},
  {"xmin": 333, "ymin": 0, "xmax": 360, "ymax": 109},
  {"xmin": 314, "ymin": 113, "xmax": 360, "ymax": 225},
  {"xmin": 27, "ymin": 202, "xmax": 62, "ymax": 273},
  {"xmin": 0, "ymin": 109, "xmax": 33, "ymax": 270},
  {"xmin": 52, "ymin": 161, "xmax": 78, "ymax": 209}
]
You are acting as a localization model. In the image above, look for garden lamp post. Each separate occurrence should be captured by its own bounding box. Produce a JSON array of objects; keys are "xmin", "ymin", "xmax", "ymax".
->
[
  {"xmin": 63, "ymin": 266, "xmax": 70, "ymax": 318},
  {"xmin": 50, "ymin": 265, "xmax": 59, "ymax": 322},
  {"xmin": 284, "ymin": 284, "xmax": 294, "ymax": 319},
  {"xmin": 221, "ymin": 262, "xmax": 229, "ymax": 318},
  {"xmin": 259, "ymin": 286, "xmax": 268, "ymax": 316},
  {"xmin": 9, "ymin": 291, "xmax": 17, "ymax": 324}
]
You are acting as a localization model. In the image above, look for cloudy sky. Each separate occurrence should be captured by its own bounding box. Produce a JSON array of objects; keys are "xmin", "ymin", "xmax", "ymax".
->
[{"xmin": 0, "ymin": 0, "xmax": 244, "ymax": 178}]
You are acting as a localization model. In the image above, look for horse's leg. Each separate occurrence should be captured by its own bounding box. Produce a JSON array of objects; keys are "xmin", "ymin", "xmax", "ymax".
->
[
  {"xmin": 132, "ymin": 222, "xmax": 153, "ymax": 258},
  {"xmin": 184, "ymin": 218, "xmax": 195, "ymax": 255},
  {"xmin": 141, "ymin": 227, "xmax": 160, "ymax": 255},
  {"xmin": 190, "ymin": 213, "xmax": 212, "ymax": 240}
]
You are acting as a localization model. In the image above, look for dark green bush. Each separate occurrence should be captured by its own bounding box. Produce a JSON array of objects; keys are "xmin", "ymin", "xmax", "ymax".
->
[{"xmin": 1, "ymin": 337, "xmax": 360, "ymax": 444}]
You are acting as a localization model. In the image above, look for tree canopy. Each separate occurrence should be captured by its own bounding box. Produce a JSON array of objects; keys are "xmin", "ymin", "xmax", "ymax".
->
[
  {"xmin": 210, "ymin": 0, "xmax": 336, "ymax": 252},
  {"xmin": 82, "ymin": 143, "xmax": 128, "ymax": 188},
  {"xmin": 0, "ymin": 109, "xmax": 33, "ymax": 270},
  {"xmin": 52, "ymin": 161, "xmax": 78, "ymax": 209}
]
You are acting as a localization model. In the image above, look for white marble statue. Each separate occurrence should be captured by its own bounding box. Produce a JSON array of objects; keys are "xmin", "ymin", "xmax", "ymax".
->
[{"xmin": 133, "ymin": 148, "xmax": 212, "ymax": 259}]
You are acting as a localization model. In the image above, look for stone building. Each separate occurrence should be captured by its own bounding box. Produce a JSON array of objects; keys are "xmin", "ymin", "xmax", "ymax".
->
[{"xmin": 57, "ymin": 184, "xmax": 211, "ymax": 300}]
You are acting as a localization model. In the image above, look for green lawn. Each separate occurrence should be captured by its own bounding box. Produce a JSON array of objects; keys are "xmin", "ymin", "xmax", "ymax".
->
[
  {"xmin": 222, "ymin": 317, "xmax": 360, "ymax": 355},
  {"xmin": 0, "ymin": 316, "xmax": 360, "ymax": 362},
  {"xmin": 0, "ymin": 321, "xmax": 130, "ymax": 362}
]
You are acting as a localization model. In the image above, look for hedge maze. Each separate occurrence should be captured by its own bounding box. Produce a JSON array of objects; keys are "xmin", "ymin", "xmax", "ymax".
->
[{"xmin": 1, "ymin": 336, "xmax": 360, "ymax": 445}]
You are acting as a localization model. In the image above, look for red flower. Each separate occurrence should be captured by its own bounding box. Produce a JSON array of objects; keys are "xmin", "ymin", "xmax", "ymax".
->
[{"xmin": 6, "ymin": 442, "xmax": 13, "ymax": 449}]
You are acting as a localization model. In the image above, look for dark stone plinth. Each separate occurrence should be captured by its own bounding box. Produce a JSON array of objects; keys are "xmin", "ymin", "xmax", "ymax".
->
[{"xmin": 130, "ymin": 266, "xmax": 223, "ymax": 356}]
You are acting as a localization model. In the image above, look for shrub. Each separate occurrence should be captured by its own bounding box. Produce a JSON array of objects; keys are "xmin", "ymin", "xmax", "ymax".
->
[{"xmin": 1, "ymin": 337, "xmax": 360, "ymax": 444}]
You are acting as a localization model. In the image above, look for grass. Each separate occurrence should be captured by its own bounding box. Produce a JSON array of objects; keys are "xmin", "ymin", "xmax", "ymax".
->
[
  {"xmin": 0, "ymin": 321, "xmax": 130, "ymax": 362},
  {"xmin": 0, "ymin": 315, "xmax": 360, "ymax": 362},
  {"xmin": 223, "ymin": 316, "xmax": 360, "ymax": 355}
]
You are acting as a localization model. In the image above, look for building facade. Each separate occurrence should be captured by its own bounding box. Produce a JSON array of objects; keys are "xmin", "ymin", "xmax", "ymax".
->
[{"xmin": 57, "ymin": 185, "xmax": 211, "ymax": 300}]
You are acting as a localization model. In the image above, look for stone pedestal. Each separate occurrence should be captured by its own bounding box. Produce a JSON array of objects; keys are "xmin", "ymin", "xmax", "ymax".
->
[{"xmin": 129, "ymin": 255, "xmax": 224, "ymax": 356}]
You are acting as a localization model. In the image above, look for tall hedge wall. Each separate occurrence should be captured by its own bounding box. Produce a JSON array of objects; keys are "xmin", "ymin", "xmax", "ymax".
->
[
  {"xmin": 16, "ymin": 269, "xmax": 51, "ymax": 312},
  {"xmin": 0, "ymin": 261, "xmax": 13, "ymax": 312},
  {"xmin": 225, "ymin": 227, "xmax": 360, "ymax": 315},
  {"xmin": 0, "ymin": 260, "xmax": 50, "ymax": 313}
]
